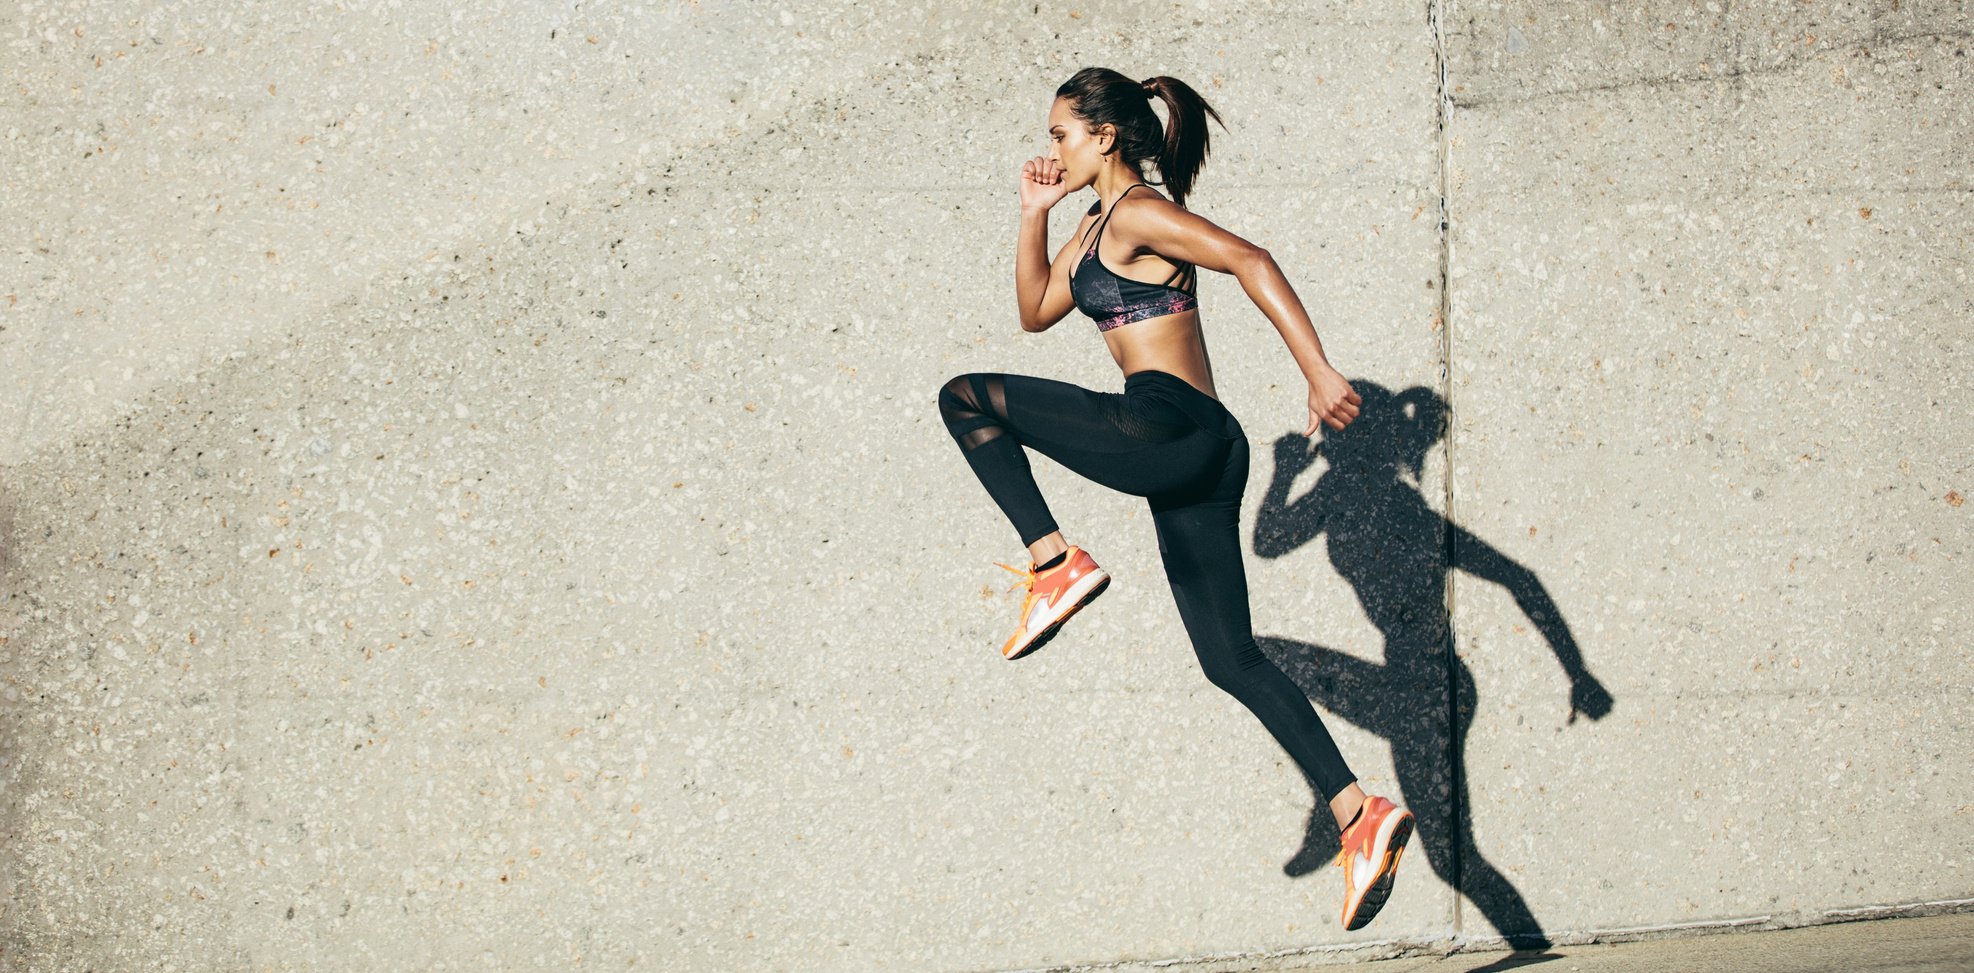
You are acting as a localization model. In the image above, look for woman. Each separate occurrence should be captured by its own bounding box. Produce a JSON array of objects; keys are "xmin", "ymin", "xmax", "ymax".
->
[{"xmin": 936, "ymin": 67, "xmax": 1414, "ymax": 932}]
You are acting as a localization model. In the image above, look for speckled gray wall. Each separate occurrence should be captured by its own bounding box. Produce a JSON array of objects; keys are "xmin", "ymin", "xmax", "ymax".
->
[
  {"xmin": 1439, "ymin": 0, "xmax": 1972, "ymax": 949},
  {"xmin": 0, "ymin": 1, "xmax": 1966, "ymax": 971}
]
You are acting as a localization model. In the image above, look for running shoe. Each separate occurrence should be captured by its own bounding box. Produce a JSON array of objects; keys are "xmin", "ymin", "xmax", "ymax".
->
[
  {"xmin": 1335, "ymin": 794, "xmax": 1415, "ymax": 931},
  {"xmin": 994, "ymin": 545, "xmax": 1111, "ymax": 660}
]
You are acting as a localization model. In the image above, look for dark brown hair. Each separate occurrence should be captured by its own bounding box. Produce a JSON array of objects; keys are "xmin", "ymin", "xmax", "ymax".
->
[{"xmin": 1055, "ymin": 67, "xmax": 1226, "ymax": 207}]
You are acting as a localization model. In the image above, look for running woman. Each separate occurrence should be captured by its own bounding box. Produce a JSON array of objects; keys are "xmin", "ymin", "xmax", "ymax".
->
[{"xmin": 937, "ymin": 67, "xmax": 1414, "ymax": 931}]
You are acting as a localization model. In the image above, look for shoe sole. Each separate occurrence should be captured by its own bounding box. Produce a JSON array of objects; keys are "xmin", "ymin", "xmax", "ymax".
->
[
  {"xmin": 1343, "ymin": 810, "xmax": 1413, "ymax": 931},
  {"xmin": 1004, "ymin": 572, "xmax": 1110, "ymax": 660}
]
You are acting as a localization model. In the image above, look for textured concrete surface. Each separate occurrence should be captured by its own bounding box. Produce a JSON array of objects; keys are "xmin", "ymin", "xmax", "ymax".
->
[
  {"xmin": 1440, "ymin": 0, "xmax": 1972, "ymax": 947},
  {"xmin": 1, "ymin": 0, "xmax": 1968, "ymax": 971}
]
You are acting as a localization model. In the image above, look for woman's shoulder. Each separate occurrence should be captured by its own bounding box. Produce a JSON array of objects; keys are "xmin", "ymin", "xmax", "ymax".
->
[
  {"xmin": 1113, "ymin": 185, "xmax": 1182, "ymax": 221},
  {"xmin": 1109, "ymin": 185, "xmax": 1185, "ymax": 232}
]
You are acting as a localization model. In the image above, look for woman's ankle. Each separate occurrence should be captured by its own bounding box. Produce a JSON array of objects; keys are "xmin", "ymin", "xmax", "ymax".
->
[
  {"xmin": 1025, "ymin": 533, "xmax": 1069, "ymax": 567},
  {"xmin": 1329, "ymin": 783, "xmax": 1368, "ymax": 832}
]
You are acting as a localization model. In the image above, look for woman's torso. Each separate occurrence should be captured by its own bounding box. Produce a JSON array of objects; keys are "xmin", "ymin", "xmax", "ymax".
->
[{"xmin": 1063, "ymin": 186, "xmax": 1219, "ymax": 400}]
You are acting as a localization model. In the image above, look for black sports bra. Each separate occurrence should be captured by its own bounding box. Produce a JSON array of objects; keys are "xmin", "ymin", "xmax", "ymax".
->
[{"xmin": 1067, "ymin": 184, "xmax": 1199, "ymax": 332}]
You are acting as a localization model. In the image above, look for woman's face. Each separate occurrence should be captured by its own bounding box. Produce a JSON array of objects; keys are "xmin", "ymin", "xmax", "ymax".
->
[{"xmin": 1046, "ymin": 96, "xmax": 1111, "ymax": 191}]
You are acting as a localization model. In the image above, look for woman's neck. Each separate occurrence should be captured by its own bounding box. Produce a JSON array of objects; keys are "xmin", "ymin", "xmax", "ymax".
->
[{"xmin": 1094, "ymin": 170, "xmax": 1148, "ymax": 211}]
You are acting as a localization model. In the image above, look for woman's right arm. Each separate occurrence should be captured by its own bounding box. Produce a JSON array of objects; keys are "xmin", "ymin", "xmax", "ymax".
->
[{"xmin": 1015, "ymin": 157, "xmax": 1078, "ymax": 333}]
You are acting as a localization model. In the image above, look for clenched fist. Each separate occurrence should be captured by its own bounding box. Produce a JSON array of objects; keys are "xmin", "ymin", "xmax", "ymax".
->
[
  {"xmin": 1305, "ymin": 365, "xmax": 1362, "ymax": 435},
  {"xmin": 1019, "ymin": 156, "xmax": 1069, "ymax": 213}
]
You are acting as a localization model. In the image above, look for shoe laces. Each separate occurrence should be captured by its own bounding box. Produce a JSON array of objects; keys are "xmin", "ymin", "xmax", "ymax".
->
[{"xmin": 994, "ymin": 560, "xmax": 1039, "ymax": 594}]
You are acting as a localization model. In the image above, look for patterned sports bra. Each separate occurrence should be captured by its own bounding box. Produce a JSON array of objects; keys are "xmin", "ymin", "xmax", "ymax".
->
[{"xmin": 1067, "ymin": 183, "xmax": 1199, "ymax": 332}]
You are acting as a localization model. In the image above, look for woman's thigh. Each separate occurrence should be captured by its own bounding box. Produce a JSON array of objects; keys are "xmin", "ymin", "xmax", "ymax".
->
[
  {"xmin": 1149, "ymin": 432, "xmax": 1255, "ymax": 656},
  {"xmin": 989, "ymin": 372, "xmax": 1226, "ymax": 498}
]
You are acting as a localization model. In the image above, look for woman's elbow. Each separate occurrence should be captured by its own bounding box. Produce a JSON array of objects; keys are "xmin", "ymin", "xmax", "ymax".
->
[
  {"xmin": 1017, "ymin": 305, "xmax": 1058, "ymax": 333},
  {"xmin": 1234, "ymin": 245, "xmax": 1275, "ymax": 277}
]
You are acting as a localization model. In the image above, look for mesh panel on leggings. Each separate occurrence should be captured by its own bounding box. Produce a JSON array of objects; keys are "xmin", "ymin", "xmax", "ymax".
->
[
  {"xmin": 939, "ymin": 374, "xmax": 1005, "ymax": 450},
  {"xmin": 1092, "ymin": 393, "xmax": 1197, "ymax": 444}
]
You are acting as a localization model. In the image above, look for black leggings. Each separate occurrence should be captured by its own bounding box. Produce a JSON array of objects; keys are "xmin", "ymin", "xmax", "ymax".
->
[{"xmin": 937, "ymin": 369, "xmax": 1358, "ymax": 802}]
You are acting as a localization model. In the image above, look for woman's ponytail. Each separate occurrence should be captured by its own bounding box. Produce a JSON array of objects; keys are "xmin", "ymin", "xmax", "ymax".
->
[{"xmin": 1140, "ymin": 75, "xmax": 1224, "ymax": 208}]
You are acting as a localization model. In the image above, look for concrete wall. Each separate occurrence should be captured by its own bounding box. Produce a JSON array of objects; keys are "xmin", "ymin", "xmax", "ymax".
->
[
  {"xmin": 1442, "ymin": 0, "xmax": 1972, "ymax": 942},
  {"xmin": 1, "ymin": 1, "xmax": 1966, "ymax": 970}
]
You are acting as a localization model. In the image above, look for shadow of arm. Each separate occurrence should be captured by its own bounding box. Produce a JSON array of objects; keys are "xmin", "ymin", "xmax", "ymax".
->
[
  {"xmin": 1253, "ymin": 435, "xmax": 1326, "ymax": 558},
  {"xmin": 1450, "ymin": 522, "xmax": 1612, "ymax": 721}
]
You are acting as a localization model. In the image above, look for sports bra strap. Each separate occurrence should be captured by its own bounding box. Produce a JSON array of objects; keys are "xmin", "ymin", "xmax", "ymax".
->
[
  {"xmin": 1159, "ymin": 263, "xmax": 1195, "ymax": 290},
  {"xmin": 1090, "ymin": 183, "xmax": 1146, "ymax": 247}
]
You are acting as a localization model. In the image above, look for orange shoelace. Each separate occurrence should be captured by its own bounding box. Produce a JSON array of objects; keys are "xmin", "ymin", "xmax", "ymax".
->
[{"xmin": 994, "ymin": 560, "xmax": 1039, "ymax": 595}]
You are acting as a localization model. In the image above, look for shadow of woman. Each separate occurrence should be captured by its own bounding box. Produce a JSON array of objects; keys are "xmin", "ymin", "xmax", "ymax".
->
[{"xmin": 1251, "ymin": 380, "xmax": 1613, "ymax": 952}]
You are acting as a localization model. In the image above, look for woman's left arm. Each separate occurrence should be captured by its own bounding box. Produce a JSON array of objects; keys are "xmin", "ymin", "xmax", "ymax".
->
[{"xmin": 1110, "ymin": 198, "xmax": 1362, "ymax": 433}]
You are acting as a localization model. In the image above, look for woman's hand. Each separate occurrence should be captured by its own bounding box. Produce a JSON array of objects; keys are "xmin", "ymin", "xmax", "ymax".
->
[
  {"xmin": 1018, "ymin": 156, "xmax": 1068, "ymax": 212},
  {"xmin": 1305, "ymin": 364, "xmax": 1362, "ymax": 436}
]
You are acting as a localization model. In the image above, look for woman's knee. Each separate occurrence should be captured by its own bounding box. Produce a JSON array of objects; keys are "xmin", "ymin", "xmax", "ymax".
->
[
  {"xmin": 1194, "ymin": 647, "xmax": 1241, "ymax": 692},
  {"xmin": 1196, "ymin": 639, "xmax": 1288, "ymax": 705},
  {"xmin": 938, "ymin": 374, "xmax": 979, "ymax": 419}
]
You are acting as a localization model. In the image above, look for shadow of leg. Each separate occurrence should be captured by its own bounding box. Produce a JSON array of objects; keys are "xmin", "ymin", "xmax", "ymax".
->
[{"xmin": 1444, "ymin": 664, "xmax": 1553, "ymax": 951}]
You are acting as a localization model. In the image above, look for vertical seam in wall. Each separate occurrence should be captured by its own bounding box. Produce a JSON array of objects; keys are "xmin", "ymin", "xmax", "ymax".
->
[{"xmin": 1428, "ymin": 0, "xmax": 1464, "ymax": 937}]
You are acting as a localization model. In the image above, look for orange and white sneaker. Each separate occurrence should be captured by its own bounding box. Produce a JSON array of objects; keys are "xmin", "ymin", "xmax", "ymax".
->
[
  {"xmin": 993, "ymin": 545, "xmax": 1111, "ymax": 660},
  {"xmin": 1335, "ymin": 794, "xmax": 1415, "ymax": 931}
]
